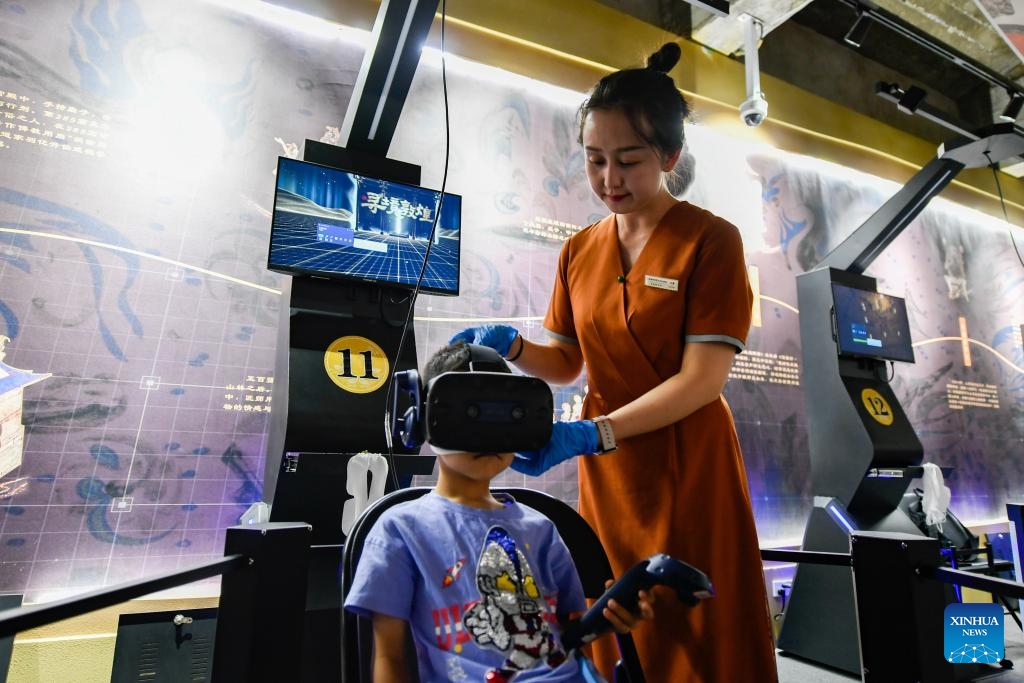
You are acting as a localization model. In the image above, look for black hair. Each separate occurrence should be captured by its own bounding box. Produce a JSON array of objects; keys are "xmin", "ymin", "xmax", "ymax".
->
[
  {"xmin": 422, "ymin": 341, "xmax": 510, "ymax": 384},
  {"xmin": 577, "ymin": 43, "xmax": 691, "ymax": 160}
]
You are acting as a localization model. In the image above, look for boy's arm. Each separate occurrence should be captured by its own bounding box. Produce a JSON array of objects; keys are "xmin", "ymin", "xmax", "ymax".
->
[{"xmin": 372, "ymin": 613, "xmax": 410, "ymax": 683}]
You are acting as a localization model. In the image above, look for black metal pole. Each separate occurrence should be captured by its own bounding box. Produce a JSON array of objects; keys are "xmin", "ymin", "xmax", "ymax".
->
[
  {"xmin": 817, "ymin": 156, "xmax": 964, "ymax": 274},
  {"xmin": 928, "ymin": 566, "xmax": 1024, "ymax": 600},
  {"xmin": 0, "ymin": 555, "xmax": 247, "ymax": 639},
  {"xmin": 759, "ymin": 548, "xmax": 852, "ymax": 566}
]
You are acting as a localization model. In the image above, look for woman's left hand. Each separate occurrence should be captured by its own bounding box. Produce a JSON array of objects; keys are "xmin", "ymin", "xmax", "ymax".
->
[{"xmin": 511, "ymin": 420, "xmax": 600, "ymax": 476}]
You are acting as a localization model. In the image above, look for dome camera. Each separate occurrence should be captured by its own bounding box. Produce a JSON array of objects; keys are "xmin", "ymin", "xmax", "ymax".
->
[
  {"xmin": 739, "ymin": 14, "xmax": 768, "ymax": 128},
  {"xmin": 740, "ymin": 93, "xmax": 768, "ymax": 127}
]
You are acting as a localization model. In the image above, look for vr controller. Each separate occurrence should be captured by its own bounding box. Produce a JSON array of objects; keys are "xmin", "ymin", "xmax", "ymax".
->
[{"xmin": 560, "ymin": 554, "xmax": 713, "ymax": 651}]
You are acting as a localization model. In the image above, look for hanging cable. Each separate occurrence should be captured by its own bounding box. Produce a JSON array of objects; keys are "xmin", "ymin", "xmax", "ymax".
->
[
  {"xmin": 872, "ymin": 359, "xmax": 895, "ymax": 382},
  {"xmin": 381, "ymin": 0, "xmax": 450, "ymax": 491},
  {"xmin": 984, "ymin": 151, "xmax": 1024, "ymax": 272}
]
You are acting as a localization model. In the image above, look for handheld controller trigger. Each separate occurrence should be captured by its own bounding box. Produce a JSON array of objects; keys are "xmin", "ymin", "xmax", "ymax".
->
[{"xmin": 560, "ymin": 553, "xmax": 713, "ymax": 651}]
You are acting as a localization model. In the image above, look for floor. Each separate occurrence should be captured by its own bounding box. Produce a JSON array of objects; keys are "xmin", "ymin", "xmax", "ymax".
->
[{"xmin": 776, "ymin": 609, "xmax": 1024, "ymax": 682}]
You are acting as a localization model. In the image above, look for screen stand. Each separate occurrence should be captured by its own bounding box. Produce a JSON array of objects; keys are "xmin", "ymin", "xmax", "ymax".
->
[
  {"xmin": 262, "ymin": 143, "xmax": 445, "ymax": 682},
  {"xmin": 303, "ymin": 139, "xmax": 420, "ymax": 185},
  {"xmin": 263, "ymin": 143, "xmax": 443, "ymax": 501},
  {"xmin": 777, "ymin": 267, "xmax": 939, "ymax": 674},
  {"xmin": 263, "ymin": 275, "xmax": 429, "ymax": 503},
  {"xmin": 261, "ymin": 274, "xmax": 434, "ymax": 683}
]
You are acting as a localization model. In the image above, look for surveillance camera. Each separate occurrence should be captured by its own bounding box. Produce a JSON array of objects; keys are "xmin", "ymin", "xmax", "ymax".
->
[
  {"xmin": 740, "ymin": 93, "xmax": 768, "ymax": 127},
  {"xmin": 740, "ymin": 14, "xmax": 768, "ymax": 127}
]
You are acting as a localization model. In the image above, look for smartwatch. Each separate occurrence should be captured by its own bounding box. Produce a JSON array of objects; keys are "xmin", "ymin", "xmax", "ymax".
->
[{"xmin": 592, "ymin": 415, "xmax": 618, "ymax": 454}]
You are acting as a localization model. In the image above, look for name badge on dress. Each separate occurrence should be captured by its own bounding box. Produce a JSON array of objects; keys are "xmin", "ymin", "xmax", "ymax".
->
[{"xmin": 644, "ymin": 275, "xmax": 678, "ymax": 291}]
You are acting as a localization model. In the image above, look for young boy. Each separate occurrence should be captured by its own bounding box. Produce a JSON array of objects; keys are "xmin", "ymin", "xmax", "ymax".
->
[{"xmin": 344, "ymin": 341, "xmax": 653, "ymax": 683}]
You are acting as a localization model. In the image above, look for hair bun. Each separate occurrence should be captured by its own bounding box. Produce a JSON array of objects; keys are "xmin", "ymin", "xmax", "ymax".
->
[{"xmin": 646, "ymin": 43, "xmax": 682, "ymax": 73}]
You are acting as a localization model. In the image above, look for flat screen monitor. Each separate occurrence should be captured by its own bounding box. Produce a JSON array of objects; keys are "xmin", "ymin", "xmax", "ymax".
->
[
  {"xmin": 831, "ymin": 282, "xmax": 915, "ymax": 363},
  {"xmin": 267, "ymin": 157, "xmax": 461, "ymax": 296}
]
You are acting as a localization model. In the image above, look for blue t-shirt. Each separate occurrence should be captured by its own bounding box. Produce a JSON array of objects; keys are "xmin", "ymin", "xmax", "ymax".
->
[{"xmin": 344, "ymin": 491, "xmax": 604, "ymax": 682}]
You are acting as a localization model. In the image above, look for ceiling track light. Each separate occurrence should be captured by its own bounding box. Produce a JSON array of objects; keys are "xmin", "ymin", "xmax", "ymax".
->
[
  {"xmin": 844, "ymin": 11, "xmax": 872, "ymax": 48},
  {"xmin": 837, "ymin": 0, "xmax": 1021, "ymax": 107},
  {"xmin": 679, "ymin": 0, "xmax": 729, "ymax": 18},
  {"xmin": 897, "ymin": 85, "xmax": 927, "ymax": 114},
  {"xmin": 876, "ymin": 81, "xmax": 975, "ymax": 139},
  {"xmin": 1000, "ymin": 92, "xmax": 1024, "ymax": 122}
]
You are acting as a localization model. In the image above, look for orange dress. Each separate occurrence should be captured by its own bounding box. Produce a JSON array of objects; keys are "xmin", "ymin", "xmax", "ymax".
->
[{"xmin": 544, "ymin": 202, "xmax": 777, "ymax": 682}]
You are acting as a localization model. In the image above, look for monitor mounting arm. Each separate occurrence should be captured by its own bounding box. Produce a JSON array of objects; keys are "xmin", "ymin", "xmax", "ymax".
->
[{"xmin": 822, "ymin": 94, "xmax": 1024, "ymax": 275}]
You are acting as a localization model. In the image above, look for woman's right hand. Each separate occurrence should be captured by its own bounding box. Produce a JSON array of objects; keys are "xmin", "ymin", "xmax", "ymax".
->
[{"xmin": 449, "ymin": 324, "xmax": 520, "ymax": 358}]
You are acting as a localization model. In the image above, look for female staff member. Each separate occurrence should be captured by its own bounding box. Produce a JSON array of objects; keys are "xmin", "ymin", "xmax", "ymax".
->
[{"xmin": 453, "ymin": 43, "xmax": 776, "ymax": 681}]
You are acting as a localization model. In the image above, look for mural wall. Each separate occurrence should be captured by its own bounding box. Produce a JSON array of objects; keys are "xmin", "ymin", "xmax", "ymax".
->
[
  {"xmin": 976, "ymin": 0, "xmax": 1024, "ymax": 64},
  {"xmin": 0, "ymin": 0, "xmax": 1021, "ymax": 601}
]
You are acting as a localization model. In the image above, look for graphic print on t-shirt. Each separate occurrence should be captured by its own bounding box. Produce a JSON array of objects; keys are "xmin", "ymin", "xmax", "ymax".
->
[
  {"xmin": 462, "ymin": 526, "xmax": 567, "ymax": 682},
  {"xmin": 443, "ymin": 558, "xmax": 467, "ymax": 588}
]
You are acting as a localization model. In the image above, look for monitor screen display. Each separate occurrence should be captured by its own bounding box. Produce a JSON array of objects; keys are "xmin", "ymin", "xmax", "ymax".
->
[
  {"xmin": 832, "ymin": 282, "xmax": 915, "ymax": 363},
  {"xmin": 267, "ymin": 157, "xmax": 461, "ymax": 296}
]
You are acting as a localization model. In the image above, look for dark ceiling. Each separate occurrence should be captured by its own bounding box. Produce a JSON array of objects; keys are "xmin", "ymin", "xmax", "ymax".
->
[
  {"xmin": 596, "ymin": 0, "xmax": 1024, "ymax": 150},
  {"xmin": 772, "ymin": 0, "xmax": 994, "ymax": 142}
]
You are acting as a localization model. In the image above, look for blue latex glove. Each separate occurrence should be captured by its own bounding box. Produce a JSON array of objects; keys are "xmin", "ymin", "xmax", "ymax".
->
[
  {"xmin": 511, "ymin": 420, "xmax": 600, "ymax": 477},
  {"xmin": 449, "ymin": 324, "xmax": 520, "ymax": 358}
]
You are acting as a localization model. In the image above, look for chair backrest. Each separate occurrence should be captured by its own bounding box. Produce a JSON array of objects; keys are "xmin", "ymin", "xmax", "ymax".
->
[
  {"xmin": 340, "ymin": 486, "xmax": 645, "ymax": 683},
  {"xmin": 341, "ymin": 487, "xmax": 428, "ymax": 683},
  {"xmin": 899, "ymin": 489, "xmax": 981, "ymax": 563}
]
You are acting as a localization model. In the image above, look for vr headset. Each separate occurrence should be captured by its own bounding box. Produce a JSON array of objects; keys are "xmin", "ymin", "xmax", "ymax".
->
[{"xmin": 392, "ymin": 344, "xmax": 553, "ymax": 453}]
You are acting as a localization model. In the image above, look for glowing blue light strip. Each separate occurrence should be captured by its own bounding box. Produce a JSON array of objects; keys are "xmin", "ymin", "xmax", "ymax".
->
[{"xmin": 826, "ymin": 501, "xmax": 856, "ymax": 534}]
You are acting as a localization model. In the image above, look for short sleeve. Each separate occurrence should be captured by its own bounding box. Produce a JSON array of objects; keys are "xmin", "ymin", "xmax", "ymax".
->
[
  {"xmin": 548, "ymin": 527, "xmax": 586, "ymax": 616},
  {"xmin": 684, "ymin": 219, "xmax": 753, "ymax": 352},
  {"xmin": 543, "ymin": 239, "xmax": 578, "ymax": 345},
  {"xmin": 343, "ymin": 515, "xmax": 417, "ymax": 620}
]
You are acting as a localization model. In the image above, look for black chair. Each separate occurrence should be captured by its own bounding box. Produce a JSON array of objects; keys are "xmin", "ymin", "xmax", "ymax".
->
[{"xmin": 340, "ymin": 486, "xmax": 646, "ymax": 683}]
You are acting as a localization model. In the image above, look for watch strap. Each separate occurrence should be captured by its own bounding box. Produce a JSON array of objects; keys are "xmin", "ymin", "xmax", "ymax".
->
[{"xmin": 592, "ymin": 416, "xmax": 617, "ymax": 454}]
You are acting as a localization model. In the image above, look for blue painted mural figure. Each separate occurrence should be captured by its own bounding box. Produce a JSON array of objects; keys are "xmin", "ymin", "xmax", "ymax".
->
[{"xmin": 0, "ymin": 0, "xmax": 363, "ymax": 596}]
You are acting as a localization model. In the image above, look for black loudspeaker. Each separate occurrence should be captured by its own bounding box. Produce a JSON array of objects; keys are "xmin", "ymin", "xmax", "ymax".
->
[{"xmin": 110, "ymin": 608, "xmax": 218, "ymax": 683}]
